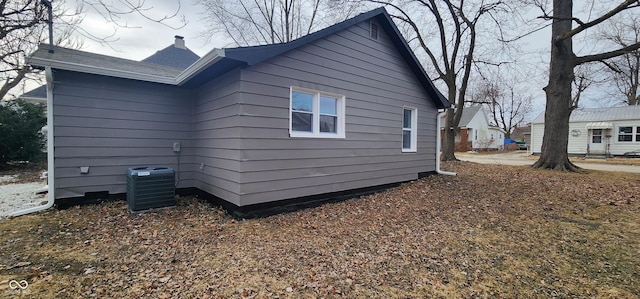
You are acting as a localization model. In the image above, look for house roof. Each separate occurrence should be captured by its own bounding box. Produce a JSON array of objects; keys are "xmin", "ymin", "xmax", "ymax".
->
[
  {"xmin": 20, "ymin": 85, "xmax": 47, "ymax": 101},
  {"xmin": 531, "ymin": 106, "xmax": 640, "ymax": 123},
  {"xmin": 458, "ymin": 105, "xmax": 484, "ymax": 127},
  {"xmin": 141, "ymin": 42, "xmax": 200, "ymax": 69},
  {"xmin": 27, "ymin": 7, "xmax": 449, "ymax": 108},
  {"xmin": 29, "ymin": 45, "xmax": 185, "ymax": 84}
]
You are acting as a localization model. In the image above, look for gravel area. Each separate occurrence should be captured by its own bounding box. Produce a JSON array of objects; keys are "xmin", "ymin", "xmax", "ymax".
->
[{"xmin": 0, "ymin": 182, "xmax": 48, "ymax": 219}]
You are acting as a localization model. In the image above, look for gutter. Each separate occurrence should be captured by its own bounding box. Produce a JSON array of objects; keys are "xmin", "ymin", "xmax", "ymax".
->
[
  {"xmin": 11, "ymin": 66, "xmax": 56, "ymax": 216},
  {"xmin": 436, "ymin": 111, "xmax": 457, "ymax": 176}
]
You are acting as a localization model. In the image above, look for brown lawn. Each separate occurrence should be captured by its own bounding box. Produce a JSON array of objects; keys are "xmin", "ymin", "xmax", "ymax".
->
[{"xmin": 1, "ymin": 162, "xmax": 639, "ymax": 298}]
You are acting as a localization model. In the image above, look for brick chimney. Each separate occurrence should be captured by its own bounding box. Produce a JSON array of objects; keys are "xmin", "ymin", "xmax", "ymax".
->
[{"xmin": 174, "ymin": 35, "xmax": 186, "ymax": 49}]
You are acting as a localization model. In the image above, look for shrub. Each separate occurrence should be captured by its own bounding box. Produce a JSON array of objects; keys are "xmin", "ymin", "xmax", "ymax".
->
[{"xmin": 0, "ymin": 99, "xmax": 47, "ymax": 166}]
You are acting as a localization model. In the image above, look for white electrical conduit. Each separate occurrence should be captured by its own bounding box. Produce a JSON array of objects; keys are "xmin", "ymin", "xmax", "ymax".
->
[
  {"xmin": 11, "ymin": 66, "xmax": 56, "ymax": 216},
  {"xmin": 436, "ymin": 111, "xmax": 457, "ymax": 176}
]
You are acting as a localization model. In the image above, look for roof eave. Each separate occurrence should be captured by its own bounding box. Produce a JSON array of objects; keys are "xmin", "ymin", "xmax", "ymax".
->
[
  {"xmin": 28, "ymin": 56, "xmax": 177, "ymax": 85},
  {"xmin": 176, "ymin": 48, "xmax": 226, "ymax": 84}
]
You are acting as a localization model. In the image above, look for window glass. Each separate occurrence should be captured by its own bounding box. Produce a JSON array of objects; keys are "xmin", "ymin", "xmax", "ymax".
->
[
  {"xmin": 320, "ymin": 96, "xmax": 337, "ymax": 115},
  {"xmin": 619, "ymin": 126, "xmax": 633, "ymax": 142},
  {"xmin": 636, "ymin": 126, "xmax": 640, "ymax": 142},
  {"xmin": 290, "ymin": 88, "xmax": 345, "ymax": 138},
  {"xmin": 402, "ymin": 130, "xmax": 412, "ymax": 149},
  {"xmin": 403, "ymin": 109, "xmax": 412, "ymax": 129},
  {"xmin": 292, "ymin": 91, "xmax": 313, "ymax": 112},
  {"xmin": 320, "ymin": 115, "xmax": 336, "ymax": 133},
  {"xmin": 402, "ymin": 107, "xmax": 416, "ymax": 152},
  {"xmin": 292, "ymin": 112, "xmax": 312, "ymax": 132}
]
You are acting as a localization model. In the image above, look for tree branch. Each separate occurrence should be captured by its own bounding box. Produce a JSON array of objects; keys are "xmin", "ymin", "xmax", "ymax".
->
[
  {"xmin": 576, "ymin": 42, "xmax": 640, "ymax": 65},
  {"xmin": 556, "ymin": 0, "xmax": 639, "ymax": 42}
]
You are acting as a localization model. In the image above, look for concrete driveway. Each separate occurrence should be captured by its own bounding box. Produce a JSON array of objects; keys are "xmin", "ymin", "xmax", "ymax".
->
[{"xmin": 455, "ymin": 151, "xmax": 640, "ymax": 174}]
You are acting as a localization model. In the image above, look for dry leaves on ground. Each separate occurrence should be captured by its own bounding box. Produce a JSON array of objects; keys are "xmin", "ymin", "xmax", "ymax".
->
[{"xmin": 0, "ymin": 162, "xmax": 639, "ymax": 298}]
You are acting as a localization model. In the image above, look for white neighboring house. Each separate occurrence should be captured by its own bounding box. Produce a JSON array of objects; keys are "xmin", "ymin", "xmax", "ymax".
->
[
  {"xmin": 444, "ymin": 105, "xmax": 506, "ymax": 151},
  {"xmin": 530, "ymin": 106, "xmax": 640, "ymax": 157}
]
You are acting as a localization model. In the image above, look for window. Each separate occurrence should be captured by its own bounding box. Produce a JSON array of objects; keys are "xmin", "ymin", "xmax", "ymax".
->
[
  {"xmin": 402, "ymin": 107, "xmax": 417, "ymax": 152},
  {"xmin": 637, "ymin": 126, "xmax": 640, "ymax": 142},
  {"xmin": 290, "ymin": 87, "xmax": 345, "ymax": 138},
  {"xmin": 618, "ymin": 126, "xmax": 633, "ymax": 142},
  {"xmin": 592, "ymin": 129, "xmax": 602, "ymax": 143}
]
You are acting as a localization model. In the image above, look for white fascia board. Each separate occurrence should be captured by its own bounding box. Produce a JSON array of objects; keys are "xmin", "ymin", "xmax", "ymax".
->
[
  {"xmin": 175, "ymin": 48, "xmax": 226, "ymax": 84},
  {"xmin": 28, "ymin": 56, "xmax": 178, "ymax": 85}
]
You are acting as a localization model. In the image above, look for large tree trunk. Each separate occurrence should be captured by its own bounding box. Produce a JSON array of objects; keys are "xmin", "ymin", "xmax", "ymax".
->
[
  {"xmin": 532, "ymin": 0, "xmax": 580, "ymax": 171},
  {"xmin": 441, "ymin": 108, "xmax": 457, "ymax": 161}
]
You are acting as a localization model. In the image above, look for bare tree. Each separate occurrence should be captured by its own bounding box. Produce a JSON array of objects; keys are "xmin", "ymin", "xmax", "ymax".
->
[
  {"xmin": 368, "ymin": 0, "xmax": 508, "ymax": 161},
  {"xmin": 532, "ymin": 0, "xmax": 640, "ymax": 171},
  {"xmin": 598, "ymin": 13, "xmax": 640, "ymax": 105},
  {"xmin": 471, "ymin": 82, "xmax": 532, "ymax": 138},
  {"xmin": 1, "ymin": 0, "xmax": 185, "ymax": 101},
  {"xmin": 196, "ymin": 0, "xmax": 358, "ymax": 46}
]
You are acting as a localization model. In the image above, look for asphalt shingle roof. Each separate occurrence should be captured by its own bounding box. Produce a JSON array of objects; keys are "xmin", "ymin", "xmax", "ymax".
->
[
  {"xmin": 458, "ymin": 106, "xmax": 483, "ymax": 127},
  {"xmin": 30, "ymin": 45, "xmax": 184, "ymax": 79},
  {"xmin": 142, "ymin": 44, "xmax": 200, "ymax": 69},
  {"xmin": 21, "ymin": 85, "xmax": 47, "ymax": 100}
]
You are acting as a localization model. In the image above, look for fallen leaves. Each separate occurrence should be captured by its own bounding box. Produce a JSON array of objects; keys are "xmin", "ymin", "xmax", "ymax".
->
[{"xmin": 0, "ymin": 162, "xmax": 639, "ymax": 298}]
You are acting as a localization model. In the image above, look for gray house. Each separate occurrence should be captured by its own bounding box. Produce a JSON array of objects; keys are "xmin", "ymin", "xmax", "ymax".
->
[{"xmin": 28, "ymin": 8, "xmax": 449, "ymax": 216}]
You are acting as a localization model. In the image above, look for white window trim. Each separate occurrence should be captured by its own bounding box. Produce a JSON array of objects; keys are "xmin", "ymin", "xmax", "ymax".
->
[
  {"xmin": 617, "ymin": 126, "xmax": 635, "ymax": 142},
  {"xmin": 402, "ymin": 106, "xmax": 418, "ymax": 153},
  {"xmin": 289, "ymin": 87, "xmax": 346, "ymax": 139}
]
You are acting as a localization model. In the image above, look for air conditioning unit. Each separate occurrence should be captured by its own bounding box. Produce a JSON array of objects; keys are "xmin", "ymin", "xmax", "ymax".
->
[{"xmin": 126, "ymin": 167, "xmax": 176, "ymax": 213}]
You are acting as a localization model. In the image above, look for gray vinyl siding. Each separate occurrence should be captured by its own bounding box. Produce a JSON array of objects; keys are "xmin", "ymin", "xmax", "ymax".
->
[
  {"xmin": 52, "ymin": 70, "xmax": 194, "ymax": 198},
  {"xmin": 228, "ymin": 20, "xmax": 437, "ymax": 206},
  {"xmin": 50, "ymin": 19, "xmax": 440, "ymax": 207},
  {"xmin": 192, "ymin": 69, "xmax": 244, "ymax": 205}
]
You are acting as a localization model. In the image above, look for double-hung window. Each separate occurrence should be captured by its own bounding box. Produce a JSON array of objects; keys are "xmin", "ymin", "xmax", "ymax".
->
[
  {"xmin": 618, "ymin": 126, "xmax": 633, "ymax": 142},
  {"xmin": 290, "ymin": 87, "xmax": 345, "ymax": 138},
  {"xmin": 402, "ymin": 107, "xmax": 417, "ymax": 152}
]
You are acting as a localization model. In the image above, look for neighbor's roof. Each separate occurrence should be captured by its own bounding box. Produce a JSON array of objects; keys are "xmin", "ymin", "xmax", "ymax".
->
[
  {"xmin": 531, "ymin": 106, "xmax": 640, "ymax": 123},
  {"xmin": 142, "ymin": 44, "xmax": 200, "ymax": 69},
  {"xmin": 27, "ymin": 7, "xmax": 449, "ymax": 108},
  {"xmin": 20, "ymin": 85, "xmax": 47, "ymax": 100},
  {"xmin": 458, "ymin": 105, "xmax": 484, "ymax": 127}
]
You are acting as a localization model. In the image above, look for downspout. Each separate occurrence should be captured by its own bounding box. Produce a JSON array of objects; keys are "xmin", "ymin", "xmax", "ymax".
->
[
  {"xmin": 11, "ymin": 66, "xmax": 55, "ymax": 216},
  {"xmin": 436, "ymin": 111, "xmax": 457, "ymax": 176}
]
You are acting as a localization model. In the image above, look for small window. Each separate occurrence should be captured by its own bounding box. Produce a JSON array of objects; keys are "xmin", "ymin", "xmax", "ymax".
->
[
  {"xmin": 636, "ymin": 126, "xmax": 640, "ymax": 142},
  {"xmin": 592, "ymin": 129, "xmax": 602, "ymax": 143},
  {"xmin": 290, "ymin": 87, "xmax": 345, "ymax": 138},
  {"xmin": 618, "ymin": 126, "xmax": 633, "ymax": 142},
  {"xmin": 402, "ymin": 107, "xmax": 417, "ymax": 152},
  {"xmin": 370, "ymin": 21, "xmax": 379, "ymax": 40}
]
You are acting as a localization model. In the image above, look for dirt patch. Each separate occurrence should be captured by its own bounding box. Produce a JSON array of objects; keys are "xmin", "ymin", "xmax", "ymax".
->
[
  {"xmin": 0, "ymin": 162, "xmax": 638, "ymax": 298},
  {"xmin": 0, "ymin": 160, "xmax": 46, "ymax": 186}
]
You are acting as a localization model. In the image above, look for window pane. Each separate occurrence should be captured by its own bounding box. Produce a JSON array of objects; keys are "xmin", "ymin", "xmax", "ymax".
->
[
  {"xmin": 320, "ymin": 96, "xmax": 337, "ymax": 115},
  {"xmin": 592, "ymin": 129, "xmax": 602, "ymax": 136},
  {"xmin": 292, "ymin": 91, "xmax": 313, "ymax": 112},
  {"xmin": 403, "ymin": 109, "xmax": 412, "ymax": 129},
  {"xmin": 592, "ymin": 136, "xmax": 602, "ymax": 143},
  {"xmin": 292, "ymin": 112, "xmax": 312, "ymax": 132},
  {"xmin": 619, "ymin": 127, "xmax": 632, "ymax": 134},
  {"xmin": 320, "ymin": 115, "xmax": 336, "ymax": 133},
  {"xmin": 402, "ymin": 130, "xmax": 411, "ymax": 149},
  {"xmin": 619, "ymin": 135, "xmax": 633, "ymax": 142}
]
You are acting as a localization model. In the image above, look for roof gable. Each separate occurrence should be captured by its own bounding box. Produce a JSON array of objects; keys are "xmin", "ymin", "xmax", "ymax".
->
[
  {"xmin": 218, "ymin": 7, "xmax": 448, "ymax": 108},
  {"xmin": 458, "ymin": 105, "xmax": 484, "ymax": 127}
]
